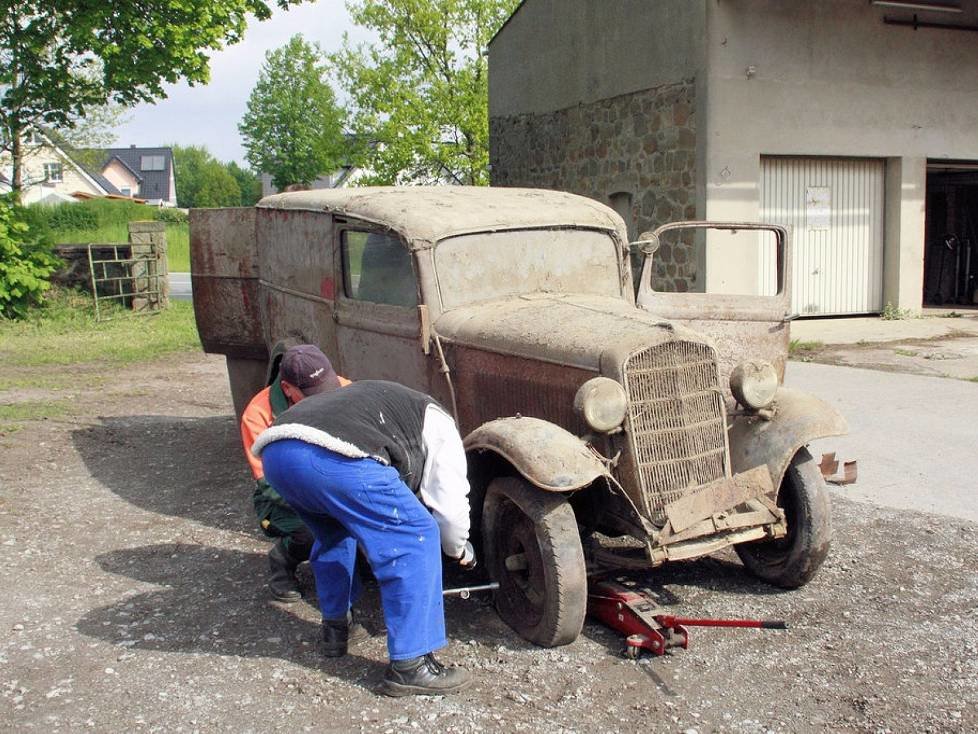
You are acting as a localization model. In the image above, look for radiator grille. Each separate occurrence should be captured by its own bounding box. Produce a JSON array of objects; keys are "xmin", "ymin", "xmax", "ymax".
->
[{"xmin": 623, "ymin": 341, "xmax": 728, "ymax": 524}]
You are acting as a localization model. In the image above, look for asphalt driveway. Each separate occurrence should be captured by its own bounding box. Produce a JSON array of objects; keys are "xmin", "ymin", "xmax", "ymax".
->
[{"xmin": 786, "ymin": 360, "xmax": 978, "ymax": 523}]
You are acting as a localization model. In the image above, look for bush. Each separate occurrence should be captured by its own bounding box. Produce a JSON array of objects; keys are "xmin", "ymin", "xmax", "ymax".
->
[
  {"xmin": 0, "ymin": 196, "xmax": 61, "ymax": 319},
  {"xmin": 44, "ymin": 204, "xmax": 100, "ymax": 231},
  {"xmin": 155, "ymin": 207, "xmax": 189, "ymax": 223}
]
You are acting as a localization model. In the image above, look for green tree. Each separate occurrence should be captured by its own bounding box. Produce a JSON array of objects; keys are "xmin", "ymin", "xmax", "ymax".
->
[
  {"xmin": 227, "ymin": 161, "xmax": 264, "ymax": 206},
  {"xmin": 172, "ymin": 145, "xmax": 243, "ymax": 208},
  {"xmin": 333, "ymin": 0, "xmax": 519, "ymax": 186},
  {"xmin": 196, "ymin": 164, "xmax": 242, "ymax": 208},
  {"xmin": 0, "ymin": 0, "xmax": 306, "ymax": 199},
  {"xmin": 239, "ymin": 34, "xmax": 347, "ymax": 191}
]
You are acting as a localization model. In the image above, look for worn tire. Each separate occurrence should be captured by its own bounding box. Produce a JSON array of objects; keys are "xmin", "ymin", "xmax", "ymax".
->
[
  {"xmin": 735, "ymin": 447, "xmax": 831, "ymax": 589},
  {"xmin": 482, "ymin": 477, "xmax": 587, "ymax": 647}
]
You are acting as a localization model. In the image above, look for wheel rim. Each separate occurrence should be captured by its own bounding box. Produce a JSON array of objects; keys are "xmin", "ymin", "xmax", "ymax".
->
[
  {"xmin": 768, "ymin": 471, "xmax": 802, "ymax": 554},
  {"xmin": 494, "ymin": 499, "xmax": 546, "ymax": 630}
]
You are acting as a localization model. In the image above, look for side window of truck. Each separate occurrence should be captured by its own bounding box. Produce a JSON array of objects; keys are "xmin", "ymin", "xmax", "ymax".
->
[{"xmin": 340, "ymin": 230, "xmax": 418, "ymax": 307}]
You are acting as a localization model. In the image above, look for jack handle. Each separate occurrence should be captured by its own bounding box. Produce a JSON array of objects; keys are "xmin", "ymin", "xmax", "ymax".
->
[{"xmin": 656, "ymin": 615, "xmax": 787, "ymax": 630}]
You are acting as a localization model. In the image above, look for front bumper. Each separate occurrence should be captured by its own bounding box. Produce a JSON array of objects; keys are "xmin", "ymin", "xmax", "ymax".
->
[{"xmin": 647, "ymin": 465, "xmax": 786, "ymax": 565}]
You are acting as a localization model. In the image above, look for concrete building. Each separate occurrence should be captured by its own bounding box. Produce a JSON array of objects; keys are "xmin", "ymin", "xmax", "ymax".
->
[{"xmin": 489, "ymin": 0, "xmax": 978, "ymax": 315}]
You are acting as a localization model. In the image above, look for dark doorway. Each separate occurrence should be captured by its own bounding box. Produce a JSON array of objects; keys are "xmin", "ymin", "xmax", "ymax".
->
[{"xmin": 925, "ymin": 162, "xmax": 978, "ymax": 307}]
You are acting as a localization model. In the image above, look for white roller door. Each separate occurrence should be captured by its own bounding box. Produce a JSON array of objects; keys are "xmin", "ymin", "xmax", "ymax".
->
[{"xmin": 760, "ymin": 157, "xmax": 885, "ymax": 316}]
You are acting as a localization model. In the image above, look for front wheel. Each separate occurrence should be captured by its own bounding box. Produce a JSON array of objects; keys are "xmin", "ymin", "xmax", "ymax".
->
[
  {"xmin": 735, "ymin": 447, "xmax": 831, "ymax": 589},
  {"xmin": 482, "ymin": 477, "xmax": 587, "ymax": 647}
]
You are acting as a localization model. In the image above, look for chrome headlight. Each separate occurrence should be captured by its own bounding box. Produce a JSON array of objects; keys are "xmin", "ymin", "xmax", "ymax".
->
[
  {"xmin": 574, "ymin": 377, "xmax": 628, "ymax": 433},
  {"xmin": 730, "ymin": 360, "xmax": 778, "ymax": 410}
]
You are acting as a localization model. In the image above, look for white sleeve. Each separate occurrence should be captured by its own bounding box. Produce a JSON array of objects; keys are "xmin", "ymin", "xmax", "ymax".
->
[{"xmin": 420, "ymin": 404, "xmax": 471, "ymax": 559}]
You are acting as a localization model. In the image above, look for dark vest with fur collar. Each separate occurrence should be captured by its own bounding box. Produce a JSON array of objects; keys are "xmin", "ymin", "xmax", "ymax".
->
[{"xmin": 253, "ymin": 380, "xmax": 438, "ymax": 493}]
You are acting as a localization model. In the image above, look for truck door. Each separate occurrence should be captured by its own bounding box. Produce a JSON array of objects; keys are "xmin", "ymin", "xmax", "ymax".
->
[
  {"xmin": 635, "ymin": 222, "xmax": 792, "ymax": 387},
  {"xmin": 334, "ymin": 225, "xmax": 431, "ymax": 392}
]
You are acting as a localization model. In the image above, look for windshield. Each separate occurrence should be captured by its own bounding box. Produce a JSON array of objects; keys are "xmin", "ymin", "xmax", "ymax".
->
[{"xmin": 435, "ymin": 229, "xmax": 623, "ymax": 309}]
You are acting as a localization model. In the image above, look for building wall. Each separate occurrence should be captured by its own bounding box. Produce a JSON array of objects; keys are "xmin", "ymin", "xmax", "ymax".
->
[
  {"xmin": 701, "ymin": 0, "xmax": 978, "ymax": 309},
  {"xmin": 488, "ymin": 0, "xmax": 707, "ymax": 291},
  {"xmin": 489, "ymin": 0, "xmax": 705, "ymax": 117},
  {"xmin": 0, "ymin": 146, "xmax": 103, "ymax": 204},
  {"xmin": 102, "ymin": 160, "xmax": 140, "ymax": 196},
  {"xmin": 491, "ymin": 82, "xmax": 699, "ymax": 291}
]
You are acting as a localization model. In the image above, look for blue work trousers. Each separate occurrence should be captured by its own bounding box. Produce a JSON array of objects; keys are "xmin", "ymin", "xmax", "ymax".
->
[{"xmin": 261, "ymin": 439, "xmax": 447, "ymax": 660}]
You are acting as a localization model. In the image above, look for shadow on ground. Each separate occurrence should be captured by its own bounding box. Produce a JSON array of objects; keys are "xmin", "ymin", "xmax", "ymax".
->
[
  {"xmin": 76, "ymin": 543, "xmax": 390, "ymax": 691},
  {"xmin": 72, "ymin": 415, "xmax": 253, "ymax": 532}
]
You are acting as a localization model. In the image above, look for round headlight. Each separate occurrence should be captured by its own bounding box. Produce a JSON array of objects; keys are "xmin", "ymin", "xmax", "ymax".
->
[
  {"xmin": 574, "ymin": 377, "xmax": 628, "ymax": 433},
  {"xmin": 730, "ymin": 361, "xmax": 778, "ymax": 410}
]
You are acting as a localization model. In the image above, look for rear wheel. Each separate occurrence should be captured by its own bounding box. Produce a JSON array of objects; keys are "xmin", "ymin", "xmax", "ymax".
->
[
  {"xmin": 735, "ymin": 447, "xmax": 831, "ymax": 589},
  {"xmin": 482, "ymin": 477, "xmax": 587, "ymax": 647}
]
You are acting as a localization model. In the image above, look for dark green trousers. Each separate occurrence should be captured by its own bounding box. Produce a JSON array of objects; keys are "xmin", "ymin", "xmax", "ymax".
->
[{"xmin": 253, "ymin": 479, "xmax": 313, "ymax": 562}]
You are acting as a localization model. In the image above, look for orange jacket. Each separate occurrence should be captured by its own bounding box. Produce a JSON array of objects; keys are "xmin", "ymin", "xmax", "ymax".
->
[{"xmin": 240, "ymin": 376, "xmax": 351, "ymax": 480}]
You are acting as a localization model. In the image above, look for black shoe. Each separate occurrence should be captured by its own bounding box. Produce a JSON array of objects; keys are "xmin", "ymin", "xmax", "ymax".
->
[
  {"xmin": 268, "ymin": 540, "xmax": 302, "ymax": 603},
  {"xmin": 321, "ymin": 612, "xmax": 370, "ymax": 658},
  {"xmin": 382, "ymin": 653, "xmax": 471, "ymax": 697}
]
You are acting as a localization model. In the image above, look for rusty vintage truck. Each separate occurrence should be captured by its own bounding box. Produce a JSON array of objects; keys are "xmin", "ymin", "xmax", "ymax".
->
[{"xmin": 191, "ymin": 187, "xmax": 846, "ymax": 648}]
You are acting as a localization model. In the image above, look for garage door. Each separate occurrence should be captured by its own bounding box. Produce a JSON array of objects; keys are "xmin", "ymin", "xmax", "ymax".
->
[{"xmin": 760, "ymin": 157, "xmax": 885, "ymax": 316}]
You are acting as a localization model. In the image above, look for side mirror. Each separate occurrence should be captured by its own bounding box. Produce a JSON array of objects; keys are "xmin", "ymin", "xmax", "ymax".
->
[{"xmin": 628, "ymin": 231, "xmax": 660, "ymax": 256}]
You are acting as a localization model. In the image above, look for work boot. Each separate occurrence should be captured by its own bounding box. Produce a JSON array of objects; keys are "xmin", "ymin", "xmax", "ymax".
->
[
  {"xmin": 382, "ymin": 653, "xmax": 471, "ymax": 697},
  {"xmin": 268, "ymin": 539, "xmax": 302, "ymax": 603},
  {"xmin": 321, "ymin": 611, "xmax": 370, "ymax": 658}
]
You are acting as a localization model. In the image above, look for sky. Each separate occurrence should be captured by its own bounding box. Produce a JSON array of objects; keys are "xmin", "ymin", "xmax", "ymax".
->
[{"xmin": 109, "ymin": 2, "xmax": 374, "ymax": 165}]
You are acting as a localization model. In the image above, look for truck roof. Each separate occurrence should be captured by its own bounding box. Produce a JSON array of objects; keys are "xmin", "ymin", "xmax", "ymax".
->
[{"xmin": 256, "ymin": 186, "xmax": 625, "ymax": 245}]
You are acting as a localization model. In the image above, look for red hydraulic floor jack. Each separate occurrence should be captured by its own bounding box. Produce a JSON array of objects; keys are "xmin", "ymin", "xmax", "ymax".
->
[{"xmin": 587, "ymin": 578, "xmax": 787, "ymax": 658}]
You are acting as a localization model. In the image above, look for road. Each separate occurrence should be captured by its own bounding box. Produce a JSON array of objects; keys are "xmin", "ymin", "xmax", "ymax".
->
[
  {"xmin": 169, "ymin": 271, "xmax": 192, "ymax": 301},
  {"xmin": 786, "ymin": 360, "xmax": 978, "ymax": 522}
]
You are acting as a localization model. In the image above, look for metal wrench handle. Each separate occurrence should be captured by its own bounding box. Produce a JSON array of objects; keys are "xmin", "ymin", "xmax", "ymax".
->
[{"xmin": 442, "ymin": 582, "xmax": 500, "ymax": 599}]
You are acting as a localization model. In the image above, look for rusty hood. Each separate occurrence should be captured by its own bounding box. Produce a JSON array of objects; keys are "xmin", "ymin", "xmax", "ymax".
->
[{"xmin": 434, "ymin": 294, "xmax": 713, "ymax": 372}]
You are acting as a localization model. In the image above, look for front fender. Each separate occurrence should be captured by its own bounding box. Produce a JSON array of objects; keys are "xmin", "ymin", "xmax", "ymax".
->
[
  {"xmin": 464, "ymin": 417, "xmax": 610, "ymax": 492},
  {"xmin": 728, "ymin": 388, "xmax": 847, "ymax": 489}
]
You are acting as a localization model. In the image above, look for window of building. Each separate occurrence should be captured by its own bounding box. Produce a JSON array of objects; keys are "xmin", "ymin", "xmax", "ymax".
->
[
  {"xmin": 24, "ymin": 130, "xmax": 44, "ymax": 146},
  {"xmin": 140, "ymin": 155, "xmax": 165, "ymax": 171},
  {"xmin": 341, "ymin": 230, "xmax": 418, "ymax": 307},
  {"xmin": 120, "ymin": 186, "xmax": 132, "ymax": 197},
  {"xmin": 43, "ymin": 163, "xmax": 63, "ymax": 182}
]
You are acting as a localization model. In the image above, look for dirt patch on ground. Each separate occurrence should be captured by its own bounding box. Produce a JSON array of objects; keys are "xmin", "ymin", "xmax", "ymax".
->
[
  {"xmin": 792, "ymin": 331, "xmax": 978, "ymax": 382},
  {"xmin": 1, "ymin": 353, "xmax": 976, "ymax": 733}
]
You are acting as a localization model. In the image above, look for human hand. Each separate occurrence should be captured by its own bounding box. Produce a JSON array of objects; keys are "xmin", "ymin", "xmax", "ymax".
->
[{"xmin": 457, "ymin": 541, "xmax": 476, "ymax": 570}]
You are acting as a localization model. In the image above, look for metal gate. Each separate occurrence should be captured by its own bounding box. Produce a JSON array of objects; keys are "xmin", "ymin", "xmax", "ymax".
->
[
  {"xmin": 87, "ymin": 243, "xmax": 166, "ymax": 321},
  {"xmin": 760, "ymin": 157, "xmax": 885, "ymax": 316}
]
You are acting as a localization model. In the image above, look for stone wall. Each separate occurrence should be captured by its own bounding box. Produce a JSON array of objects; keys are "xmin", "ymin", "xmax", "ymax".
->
[
  {"xmin": 128, "ymin": 221, "xmax": 169, "ymax": 311},
  {"xmin": 490, "ymin": 80, "xmax": 698, "ymax": 292}
]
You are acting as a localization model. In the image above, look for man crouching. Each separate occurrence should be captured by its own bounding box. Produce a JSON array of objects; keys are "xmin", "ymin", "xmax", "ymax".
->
[{"xmin": 252, "ymin": 380, "xmax": 475, "ymax": 696}]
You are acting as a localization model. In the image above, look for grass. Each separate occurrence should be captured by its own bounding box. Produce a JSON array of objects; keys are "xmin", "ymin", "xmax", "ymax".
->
[
  {"xmin": 788, "ymin": 339, "xmax": 824, "ymax": 355},
  {"xmin": 0, "ymin": 400, "xmax": 74, "ymax": 422},
  {"xmin": 0, "ymin": 287, "xmax": 200, "ymax": 368},
  {"xmin": 881, "ymin": 302, "xmax": 919, "ymax": 321},
  {"xmin": 894, "ymin": 348, "xmax": 919, "ymax": 357},
  {"xmin": 967, "ymin": 376, "xmax": 978, "ymax": 383}
]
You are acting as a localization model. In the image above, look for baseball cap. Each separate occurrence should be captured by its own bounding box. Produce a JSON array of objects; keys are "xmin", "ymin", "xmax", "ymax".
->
[{"xmin": 279, "ymin": 345, "xmax": 341, "ymax": 395}]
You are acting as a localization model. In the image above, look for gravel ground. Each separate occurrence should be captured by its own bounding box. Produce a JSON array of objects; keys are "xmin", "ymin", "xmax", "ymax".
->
[{"xmin": 1, "ymin": 352, "xmax": 976, "ymax": 733}]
